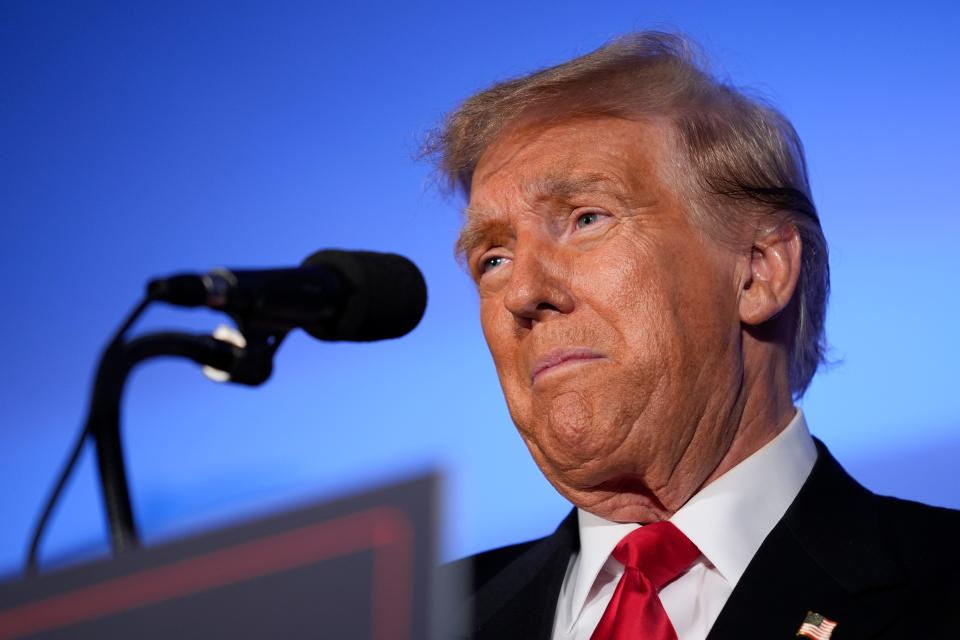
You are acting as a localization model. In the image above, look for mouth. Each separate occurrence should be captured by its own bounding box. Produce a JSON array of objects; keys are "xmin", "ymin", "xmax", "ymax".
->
[{"xmin": 530, "ymin": 348, "xmax": 605, "ymax": 384}]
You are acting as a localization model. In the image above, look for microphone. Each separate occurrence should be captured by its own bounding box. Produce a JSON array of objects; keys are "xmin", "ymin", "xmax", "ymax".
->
[{"xmin": 146, "ymin": 250, "xmax": 427, "ymax": 341}]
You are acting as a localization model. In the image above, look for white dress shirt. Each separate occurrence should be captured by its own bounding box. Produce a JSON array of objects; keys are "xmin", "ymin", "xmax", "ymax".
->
[{"xmin": 550, "ymin": 409, "xmax": 818, "ymax": 640}]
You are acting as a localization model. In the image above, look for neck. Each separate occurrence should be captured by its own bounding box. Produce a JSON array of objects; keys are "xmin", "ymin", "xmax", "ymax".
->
[{"xmin": 697, "ymin": 344, "xmax": 796, "ymax": 492}]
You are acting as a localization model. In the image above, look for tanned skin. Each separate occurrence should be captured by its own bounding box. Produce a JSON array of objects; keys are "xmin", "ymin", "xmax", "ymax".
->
[{"xmin": 463, "ymin": 117, "xmax": 801, "ymax": 523}]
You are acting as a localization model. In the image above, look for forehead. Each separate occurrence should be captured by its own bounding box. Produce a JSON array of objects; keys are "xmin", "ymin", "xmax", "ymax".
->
[
  {"xmin": 459, "ymin": 118, "xmax": 674, "ymax": 249},
  {"xmin": 468, "ymin": 117, "xmax": 672, "ymax": 209}
]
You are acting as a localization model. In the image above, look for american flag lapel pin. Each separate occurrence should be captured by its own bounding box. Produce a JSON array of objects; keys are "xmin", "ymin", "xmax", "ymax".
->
[{"xmin": 796, "ymin": 611, "xmax": 838, "ymax": 639}]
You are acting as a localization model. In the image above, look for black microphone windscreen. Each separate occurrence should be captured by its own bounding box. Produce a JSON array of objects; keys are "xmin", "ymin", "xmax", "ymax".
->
[{"xmin": 300, "ymin": 250, "xmax": 427, "ymax": 342}]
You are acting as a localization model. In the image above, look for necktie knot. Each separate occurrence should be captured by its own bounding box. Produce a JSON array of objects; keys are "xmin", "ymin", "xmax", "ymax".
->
[
  {"xmin": 590, "ymin": 521, "xmax": 700, "ymax": 640},
  {"xmin": 611, "ymin": 521, "xmax": 700, "ymax": 590}
]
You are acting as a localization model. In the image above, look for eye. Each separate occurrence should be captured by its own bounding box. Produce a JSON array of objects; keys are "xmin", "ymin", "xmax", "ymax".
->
[
  {"xmin": 575, "ymin": 211, "xmax": 602, "ymax": 229},
  {"xmin": 480, "ymin": 255, "xmax": 508, "ymax": 274}
]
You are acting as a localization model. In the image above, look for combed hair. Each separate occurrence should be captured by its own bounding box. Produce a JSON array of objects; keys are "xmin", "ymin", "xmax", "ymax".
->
[{"xmin": 425, "ymin": 31, "xmax": 829, "ymax": 398}]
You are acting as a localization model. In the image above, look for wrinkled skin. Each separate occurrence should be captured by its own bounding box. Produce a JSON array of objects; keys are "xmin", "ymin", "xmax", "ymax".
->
[{"xmin": 464, "ymin": 117, "xmax": 799, "ymax": 523}]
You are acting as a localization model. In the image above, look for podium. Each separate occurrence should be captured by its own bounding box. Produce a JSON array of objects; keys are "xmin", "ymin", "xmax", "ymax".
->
[{"xmin": 0, "ymin": 475, "xmax": 448, "ymax": 639}]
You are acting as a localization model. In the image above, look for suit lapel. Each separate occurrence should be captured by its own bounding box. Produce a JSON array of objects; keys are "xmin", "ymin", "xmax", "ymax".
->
[
  {"xmin": 705, "ymin": 516, "xmax": 850, "ymax": 638},
  {"xmin": 707, "ymin": 441, "xmax": 905, "ymax": 640},
  {"xmin": 465, "ymin": 510, "xmax": 578, "ymax": 640},
  {"xmin": 460, "ymin": 442, "xmax": 912, "ymax": 640}
]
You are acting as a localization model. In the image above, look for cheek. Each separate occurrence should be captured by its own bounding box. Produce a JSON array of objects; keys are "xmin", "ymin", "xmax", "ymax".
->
[
  {"xmin": 479, "ymin": 299, "xmax": 532, "ymax": 411},
  {"xmin": 479, "ymin": 303, "xmax": 510, "ymax": 375},
  {"xmin": 613, "ymin": 232, "xmax": 734, "ymax": 340},
  {"xmin": 586, "ymin": 245, "xmax": 679, "ymax": 365},
  {"xmin": 668, "ymin": 247, "xmax": 740, "ymax": 347},
  {"xmin": 616, "ymin": 242, "xmax": 742, "ymax": 427}
]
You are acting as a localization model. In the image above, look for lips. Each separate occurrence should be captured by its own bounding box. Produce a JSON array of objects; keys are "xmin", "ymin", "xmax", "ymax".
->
[{"xmin": 530, "ymin": 348, "xmax": 605, "ymax": 383}]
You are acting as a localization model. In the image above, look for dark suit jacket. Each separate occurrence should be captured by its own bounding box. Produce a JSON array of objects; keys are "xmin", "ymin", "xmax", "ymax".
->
[{"xmin": 443, "ymin": 442, "xmax": 960, "ymax": 639}]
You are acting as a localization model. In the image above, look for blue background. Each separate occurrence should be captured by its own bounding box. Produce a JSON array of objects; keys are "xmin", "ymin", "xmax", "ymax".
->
[{"xmin": 2, "ymin": 1, "xmax": 958, "ymax": 578}]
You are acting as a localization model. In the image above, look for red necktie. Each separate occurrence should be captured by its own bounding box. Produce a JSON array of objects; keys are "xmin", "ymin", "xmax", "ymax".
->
[{"xmin": 590, "ymin": 521, "xmax": 700, "ymax": 640}]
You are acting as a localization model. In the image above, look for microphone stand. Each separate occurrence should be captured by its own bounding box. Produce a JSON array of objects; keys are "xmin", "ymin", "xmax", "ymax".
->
[
  {"xmin": 87, "ymin": 327, "xmax": 284, "ymax": 556},
  {"xmin": 26, "ymin": 289, "xmax": 289, "ymax": 573}
]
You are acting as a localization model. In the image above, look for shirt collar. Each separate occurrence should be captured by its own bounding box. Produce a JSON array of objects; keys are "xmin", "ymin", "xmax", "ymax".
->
[
  {"xmin": 670, "ymin": 408, "xmax": 817, "ymax": 585},
  {"xmin": 569, "ymin": 408, "xmax": 817, "ymax": 620}
]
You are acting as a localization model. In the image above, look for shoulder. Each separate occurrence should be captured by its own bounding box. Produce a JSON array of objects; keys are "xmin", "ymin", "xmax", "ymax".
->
[
  {"xmin": 877, "ymin": 492, "xmax": 960, "ymax": 536},
  {"xmin": 874, "ymin": 493, "xmax": 960, "ymax": 580},
  {"xmin": 870, "ymin": 495, "xmax": 960, "ymax": 634},
  {"xmin": 817, "ymin": 447, "xmax": 960, "ymax": 621},
  {"xmin": 779, "ymin": 442, "xmax": 960, "ymax": 607}
]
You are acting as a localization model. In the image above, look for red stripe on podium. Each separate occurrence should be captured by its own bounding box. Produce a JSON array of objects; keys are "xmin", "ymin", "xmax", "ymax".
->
[{"xmin": 0, "ymin": 506, "xmax": 414, "ymax": 640}]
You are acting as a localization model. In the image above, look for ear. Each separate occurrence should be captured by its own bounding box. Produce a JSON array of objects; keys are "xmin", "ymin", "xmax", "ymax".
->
[{"xmin": 738, "ymin": 224, "xmax": 802, "ymax": 326}]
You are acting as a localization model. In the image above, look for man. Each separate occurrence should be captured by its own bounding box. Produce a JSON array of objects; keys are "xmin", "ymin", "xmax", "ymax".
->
[{"xmin": 431, "ymin": 32, "xmax": 960, "ymax": 639}]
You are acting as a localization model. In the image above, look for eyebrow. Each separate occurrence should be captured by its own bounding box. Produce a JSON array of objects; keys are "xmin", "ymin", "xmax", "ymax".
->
[
  {"xmin": 456, "ymin": 215, "xmax": 507, "ymax": 265},
  {"xmin": 456, "ymin": 171, "xmax": 629, "ymax": 260},
  {"xmin": 531, "ymin": 172, "xmax": 623, "ymax": 200}
]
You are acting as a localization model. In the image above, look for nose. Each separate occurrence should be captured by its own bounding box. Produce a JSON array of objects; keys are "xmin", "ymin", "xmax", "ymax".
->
[{"xmin": 502, "ymin": 236, "xmax": 575, "ymax": 327}]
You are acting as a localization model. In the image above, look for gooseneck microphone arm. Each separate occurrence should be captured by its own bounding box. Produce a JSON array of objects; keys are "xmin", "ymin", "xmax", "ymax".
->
[
  {"xmin": 25, "ymin": 297, "xmax": 152, "ymax": 575},
  {"xmin": 26, "ymin": 311, "xmax": 280, "ymax": 573},
  {"xmin": 89, "ymin": 331, "xmax": 261, "ymax": 556}
]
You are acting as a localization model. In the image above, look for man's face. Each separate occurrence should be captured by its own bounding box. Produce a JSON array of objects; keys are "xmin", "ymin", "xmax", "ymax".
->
[{"xmin": 464, "ymin": 117, "xmax": 749, "ymax": 523}]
